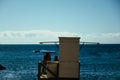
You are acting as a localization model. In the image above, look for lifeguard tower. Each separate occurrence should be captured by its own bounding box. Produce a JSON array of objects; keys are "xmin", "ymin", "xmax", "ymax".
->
[{"xmin": 38, "ymin": 37, "xmax": 80, "ymax": 80}]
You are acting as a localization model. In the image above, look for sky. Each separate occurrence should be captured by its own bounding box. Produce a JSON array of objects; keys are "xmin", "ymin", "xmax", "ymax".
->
[{"xmin": 0, "ymin": 0, "xmax": 120, "ymax": 44}]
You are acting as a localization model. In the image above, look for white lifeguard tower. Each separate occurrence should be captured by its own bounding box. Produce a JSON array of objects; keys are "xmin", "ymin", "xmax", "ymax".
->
[{"xmin": 38, "ymin": 37, "xmax": 80, "ymax": 80}]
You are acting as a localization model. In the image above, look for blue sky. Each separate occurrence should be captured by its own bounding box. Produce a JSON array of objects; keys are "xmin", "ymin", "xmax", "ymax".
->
[{"xmin": 0, "ymin": 0, "xmax": 120, "ymax": 44}]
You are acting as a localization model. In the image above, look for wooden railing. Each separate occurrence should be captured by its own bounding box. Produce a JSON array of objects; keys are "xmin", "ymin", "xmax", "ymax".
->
[{"xmin": 38, "ymin": 62, "xmax": 59, "ymax": 80}]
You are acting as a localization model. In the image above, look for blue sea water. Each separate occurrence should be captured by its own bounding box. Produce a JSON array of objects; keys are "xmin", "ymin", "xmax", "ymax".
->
[{"xmin": 0, "ymin": 44, "xmax": 120, "ymax": 80}]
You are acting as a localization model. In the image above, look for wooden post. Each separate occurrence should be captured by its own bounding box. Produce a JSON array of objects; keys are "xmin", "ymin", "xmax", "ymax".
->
[
  {"xmin": 59, "ymin": 37, "xmax": 80, "ymax": 79},
  {"xmin": 38, "ymin": 62, "xmax": 42, "ymax": 80}
]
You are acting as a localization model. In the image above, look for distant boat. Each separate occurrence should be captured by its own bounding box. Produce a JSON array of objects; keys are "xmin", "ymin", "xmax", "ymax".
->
[
  {"xmin": 33, "ymin": 50, "xmax": 41, "ymax": 53},
  {"xmin": 33, "ymin": 50, "xmax": 55, "ymax": 54},
  {"xmin": 40, "ymin": 50, "xmax": 56, "ymax": 54}
]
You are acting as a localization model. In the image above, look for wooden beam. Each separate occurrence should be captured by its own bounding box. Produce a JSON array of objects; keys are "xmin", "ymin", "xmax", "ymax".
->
[{"xmin": 39, "ymin": 41, "xmax": 100, "ymax": 44}]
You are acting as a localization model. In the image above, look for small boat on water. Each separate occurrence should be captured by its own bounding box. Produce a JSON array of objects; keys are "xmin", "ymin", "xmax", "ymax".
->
[
  {"xmin": 40, "ymin": 50, "xmax": 56, "ymax": 54},
  {"xmin": 33, "ymin": 50, "xmax": 56, "ymax": 54},
  {"xmin": 33, "ymin": 50, "xmax": 41, "ymax": 53}
]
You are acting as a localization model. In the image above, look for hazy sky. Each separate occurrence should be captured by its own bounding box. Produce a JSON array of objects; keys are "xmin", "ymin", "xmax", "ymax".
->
[{"xmin": 0, "ymin": 0, "xmax": 120, "ymax": 44}]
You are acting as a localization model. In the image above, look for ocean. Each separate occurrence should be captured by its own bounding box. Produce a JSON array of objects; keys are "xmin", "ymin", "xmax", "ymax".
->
[{"xmin": 0, "ymin": 44, "xmax": 120, "ymax": 80}]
